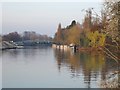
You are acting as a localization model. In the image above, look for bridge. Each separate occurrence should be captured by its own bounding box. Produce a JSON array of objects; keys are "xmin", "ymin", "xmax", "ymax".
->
[
  {"xmin": 0, "ymin": 40, "xmax": 53, "ymax": 50},
  {"xmin": 15, "ymin": 40, "xmax": 52, "ymax": 46}
]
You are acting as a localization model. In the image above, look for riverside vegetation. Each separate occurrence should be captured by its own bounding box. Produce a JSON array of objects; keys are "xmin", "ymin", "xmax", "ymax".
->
[{"xmin": 54, "ymin": 0, "xmax": 120, "ymax": 62}]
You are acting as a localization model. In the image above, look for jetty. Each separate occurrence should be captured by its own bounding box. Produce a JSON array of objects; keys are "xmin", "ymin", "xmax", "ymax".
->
[{"xmin": 0, "ymin": 41, "xmax": 18, "ymax": 50}]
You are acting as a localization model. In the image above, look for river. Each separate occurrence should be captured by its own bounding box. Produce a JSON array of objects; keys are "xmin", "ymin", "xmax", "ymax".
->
[{"xmin": 1, "ymin": 46, "xmax": 119, "ymax": 88}]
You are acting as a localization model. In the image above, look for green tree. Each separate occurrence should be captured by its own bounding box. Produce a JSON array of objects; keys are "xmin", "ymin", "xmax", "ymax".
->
[{"xmin": 80, "ymin": 32, "xmax": 89, "ymax": 47}]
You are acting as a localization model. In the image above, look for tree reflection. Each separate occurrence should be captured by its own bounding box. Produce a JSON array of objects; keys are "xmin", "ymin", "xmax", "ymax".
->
[{"xmin": 53, "ymin": 48, "xmax": 119, "ymax": 88}]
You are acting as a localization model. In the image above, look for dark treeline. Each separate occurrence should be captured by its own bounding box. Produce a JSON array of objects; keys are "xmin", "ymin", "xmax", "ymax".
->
[{"xmin": 2, "ymin": 31, "xmax": 52, "ymax": 42}]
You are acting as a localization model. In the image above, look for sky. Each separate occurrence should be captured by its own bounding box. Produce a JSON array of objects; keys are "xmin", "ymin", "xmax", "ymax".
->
[{"xmin": 0, "ymin": 0, "xmax": 104, "ymax": 37}]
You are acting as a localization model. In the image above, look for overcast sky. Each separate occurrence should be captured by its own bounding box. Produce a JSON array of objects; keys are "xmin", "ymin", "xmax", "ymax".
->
[{"xmin": 1, "ymin": 0, "xmax": 103, "ymax": 37}]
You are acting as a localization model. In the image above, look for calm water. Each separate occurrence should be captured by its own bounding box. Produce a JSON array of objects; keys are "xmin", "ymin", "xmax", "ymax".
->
[
  {"xmin": 0, "ymin": 50, "xmax": 2, "ymax": 89},
  {"xmin": 2, "ymin": 47, "xmax": 119, "ymax": 88}
]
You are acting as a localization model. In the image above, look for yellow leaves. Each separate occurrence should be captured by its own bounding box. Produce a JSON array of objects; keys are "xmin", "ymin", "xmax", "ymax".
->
[
  {"xmin": 54, "ymin": 22, "xmax": 106, "ymax": 48},
  {"xmin": 86, "ymin": 31, "xmax": 106, "ymax": 47},
  {"xmin": 99, "ymin": 33, "xmax": 106, "ymax": 46}
]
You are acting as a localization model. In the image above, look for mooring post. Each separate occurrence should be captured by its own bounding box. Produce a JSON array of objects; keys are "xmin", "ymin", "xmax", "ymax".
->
[{"xmin": 74, "ymin": 45, "xmax": 77, "ymax": 53}]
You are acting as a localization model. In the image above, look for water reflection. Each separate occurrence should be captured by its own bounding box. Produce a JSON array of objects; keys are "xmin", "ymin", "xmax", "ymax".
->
[
  {"xmin": 53, "ymin": 49, "xmax": 119, "ymax": 88},
  {"xmin": 2, "ymin": 47, "xmax": 119, "ymax": 88},
  {"xmin": 0, "ymin": 50, "xmax": 2, "ymax": 89}
]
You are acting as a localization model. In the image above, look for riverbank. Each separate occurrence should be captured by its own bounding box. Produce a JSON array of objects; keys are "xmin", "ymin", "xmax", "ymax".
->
[
  {"xmin": 0, "ymin": 41, "xmax": 24, "ymax": 50},
  {"xmin": 52, "ymin": 44, "xmax": 103, "ymax": 52},
  {"xmin": 78, "ymin": 47, "xmax": 103, "ymax": 52}
]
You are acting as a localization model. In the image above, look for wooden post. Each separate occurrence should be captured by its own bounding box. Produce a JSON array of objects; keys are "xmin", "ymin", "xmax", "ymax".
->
[{"xmin": 74, "ymin": 45, "xmax": 77, "ymax": 53}]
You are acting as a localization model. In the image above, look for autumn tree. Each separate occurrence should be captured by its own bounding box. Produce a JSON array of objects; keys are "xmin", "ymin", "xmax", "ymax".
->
[
  {"xmin": 54, "ymin": 20, "xmax": 81, "ymax": 45},
  {"xmin": 103, "ymin": 0, "xmax": 120, "ymax": 46},
  {"xmin": 82, "ymin": 8, "xmax": 92, "ymax": 31},
  {"xmin": 54, "ymin": 23, "xmax": 64, "ymax": 44},
  {"xmin": 87, "ymin": 31, "xmax": 106, "ymax": 47},
  {"xmin": 67, "ymin": 23, "xmax": 81, "ymax": 45}
]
